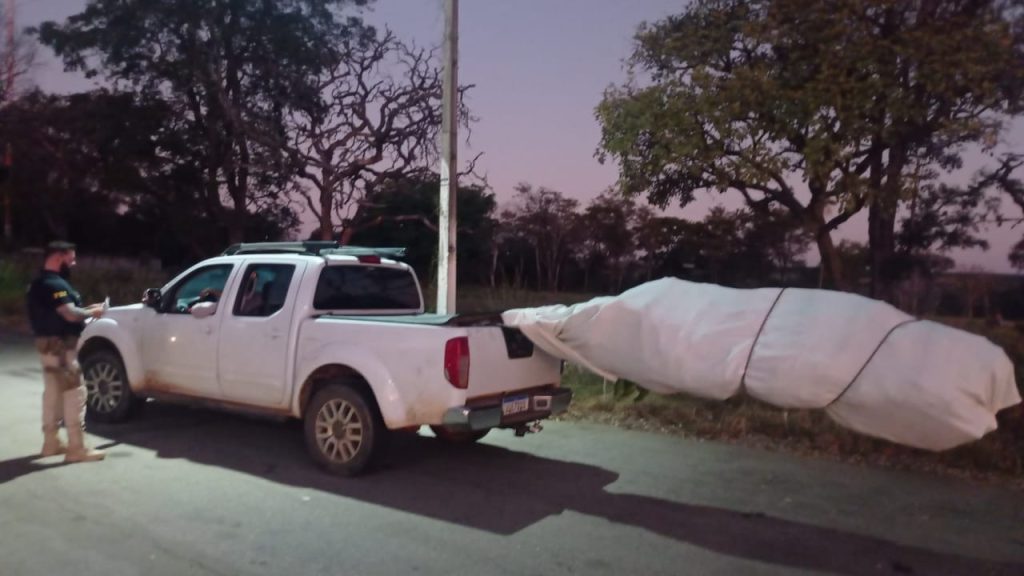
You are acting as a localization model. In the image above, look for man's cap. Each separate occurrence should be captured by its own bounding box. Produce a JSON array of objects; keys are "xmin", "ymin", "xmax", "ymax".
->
[{"xmin": 44, "ymin": 241, "xmax": 76, "ymax": 257}]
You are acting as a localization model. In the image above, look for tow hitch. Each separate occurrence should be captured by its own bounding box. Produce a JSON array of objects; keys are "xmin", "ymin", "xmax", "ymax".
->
[{"xmin": 513, "ymin": 421, "xmax": 544, "ymax": 437}]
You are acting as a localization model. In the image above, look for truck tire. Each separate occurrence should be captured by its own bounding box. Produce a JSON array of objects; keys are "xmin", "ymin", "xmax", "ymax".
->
[
  {"xmin": 430, "ymin": 426, "xmax": 489, "ymax": 444},
  {"xmin": 304, "ymin": 383, "xmax": 382, "ymax": 476},
  {"xmin": 80, "ymin": 349, "xmax": 142, "ymax": 423}
]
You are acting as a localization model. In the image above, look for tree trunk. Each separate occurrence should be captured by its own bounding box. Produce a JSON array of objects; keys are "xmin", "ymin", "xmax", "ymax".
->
[
  {"xmin": 227, "ymin": 182, "xmax": 247, "ymax": 245},
  {"xmin": 228, "ymin": 211, "xmax": 245, "ymax": 245},
  {"xmin": 815, "ymin": 230, "xmax": 846, "ymax": 291},
  {"xmin": 318, "ymin": 219, "xmax": 333, "ymax": 241},
  {"xmin": 868, "ymin": 198, "xmax": 898, "ymax": 303},
  {"xmin": 965, "ymin": 279, "xmax": 976, "ymax": 319},
  {"xmin": 983, "ymin": 283, "xmax": 991, "ymax": 319},
  {"xmin": 489, "ymin": 246, "xmax": 498, "ymax": 288},
  {"xmin": 533, "ymin": 244, "xmax": 542, "ymax": 290},
  {"xmin": 319, "ymin": 185, "xmax": 334, "ymax": 241},
  {"xmin": 910, "ymin": 268, "xmax": 920, "ymax": 315},
  {"xmin": 868, "ymin": 144, "xmax": 905, "ymax": 304}
]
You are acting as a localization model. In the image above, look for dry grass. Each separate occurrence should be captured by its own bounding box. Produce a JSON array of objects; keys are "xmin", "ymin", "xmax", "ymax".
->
[
  {"xmin": 445, "ymin": 285, "xmax": 600, "ymax": 314},
  {"xmin": 559, "ymin": 364, "xmax": 1024, "ymax": 489}
]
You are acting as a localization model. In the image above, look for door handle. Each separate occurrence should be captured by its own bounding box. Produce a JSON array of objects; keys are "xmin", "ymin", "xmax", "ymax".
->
[
  {"xmin": 202, "ymin": 325, "xmax": 213, "ymax": 335},
  {"xmin": 269, "ymin": 330, "xmax": 283, "ymax": 341}
]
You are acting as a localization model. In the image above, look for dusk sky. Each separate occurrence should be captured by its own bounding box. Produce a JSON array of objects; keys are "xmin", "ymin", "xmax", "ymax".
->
[{"xmin": 16, "ymin": 0, "xmax": 1024, "ymax": 272}]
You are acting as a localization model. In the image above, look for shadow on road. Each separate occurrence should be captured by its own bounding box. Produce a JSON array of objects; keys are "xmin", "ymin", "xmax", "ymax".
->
[
  {"xmin": 0, "ymin": 455, "xmax": 68, "ymax": 484},
  {"xmin": 74, "ymin": 401, "xmax": 1023, "ymax": 576}
]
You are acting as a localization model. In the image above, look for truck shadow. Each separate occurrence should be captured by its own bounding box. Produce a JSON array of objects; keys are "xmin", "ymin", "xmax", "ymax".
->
[{"xmin": 89, "ymin": 401, "xmax": 1023, "ymax": 576}]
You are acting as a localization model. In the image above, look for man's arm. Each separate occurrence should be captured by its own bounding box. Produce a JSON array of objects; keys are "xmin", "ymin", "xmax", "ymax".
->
[{"xmin": 56, "ymin": 303, "xmax": 103, "ymax": 323}]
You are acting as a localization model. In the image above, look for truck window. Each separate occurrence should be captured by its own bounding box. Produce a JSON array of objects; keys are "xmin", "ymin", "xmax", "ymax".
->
[
  {"xmin": 313, "ymin": 265, "xmax": 420, "ymax": 311},
  {"xmin": 167, "ymin": 264, "xmax": 233, "ymax": 314},
  {"xmin": 233, "ymin": 264, "xmax": 296, "ymax": 317}
]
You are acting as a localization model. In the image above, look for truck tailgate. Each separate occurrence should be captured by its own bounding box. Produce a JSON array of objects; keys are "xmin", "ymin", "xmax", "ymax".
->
[{"xmin": 464, "ymin": 325, "xmax": 561, "ymax": 397}]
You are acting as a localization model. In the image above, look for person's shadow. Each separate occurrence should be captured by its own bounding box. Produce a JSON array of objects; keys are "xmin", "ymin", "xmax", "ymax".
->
[
  {"xmin": 0, "ymin": 455, "xmax": 68, "ymax": 483},
  {"xmin": 7, "ymin": 401, "xmax": 1022, "ymax": 576}
]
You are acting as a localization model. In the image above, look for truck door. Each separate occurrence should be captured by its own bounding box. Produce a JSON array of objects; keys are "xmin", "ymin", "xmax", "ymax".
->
[
  {"xmin": 218, "ymin": 260, "xmax": 305, "ymax": 408},
  {"xmin": 141, "ymin": 263, "xmax": 234, "ymax": 398}
]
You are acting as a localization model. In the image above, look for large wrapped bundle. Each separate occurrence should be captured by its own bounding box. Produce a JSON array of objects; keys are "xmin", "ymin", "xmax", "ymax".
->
[{"xmin": 502, "ymin": 278, "xmax": 1020, "ymax": 451}]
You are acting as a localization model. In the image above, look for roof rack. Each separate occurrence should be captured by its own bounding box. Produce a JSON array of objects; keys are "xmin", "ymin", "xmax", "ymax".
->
[{"xmin": 222, "ymin": 242, "xmax": 406, "ymax": 259}]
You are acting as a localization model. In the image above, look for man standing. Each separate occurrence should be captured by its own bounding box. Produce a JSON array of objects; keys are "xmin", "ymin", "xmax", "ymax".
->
[{"xmin": 25, "ymin": 241, "xmax": 106, "ymax": 462}]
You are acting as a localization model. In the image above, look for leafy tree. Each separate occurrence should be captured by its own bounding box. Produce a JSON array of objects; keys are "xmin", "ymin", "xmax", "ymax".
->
[
  {"xmin": 633, "ymin": 214, "xmax": 694, "ymax": 282},
  {"xmin": 499, "ymin": 184, "xmax": 581, "ymax": 291},
  {"xmin": 685, "ymin": 208, "xmax": 753, "ymax": 285},
  {"xmin": 890, "ymin": 252, "xmax": 954, "ymax": 315},
  {"xmin": 0, "ymin": 90, "xmax": 160, "ymax": 247},
  {"xmin": 989, "ymin": 155, "xmax": 1024, "ymax": 270},
  {"xmin": 633, "ymin": 207, "xmax": 810, "ymax": 288},
  {"xmin": 743, "ymin": 208, "xmax": 813, "ymax": 281},
  {"xmin": 849, "ymin": 1, "xmax": 1024, "ymax": 301},
  {"xmin": 575, "ymin": 191, "xmax": 649, "ymax": 292},
  {"xmin": 892, "ymin": 163, "xmax": 1011, "ymax": 288},
  {"xmin": 598, "ymin": 0, "xmax": 1024, "ymax": 298},
  {"xmin": 37, "ymin": 0, "xmax": 371, "ymax": 244},
  {"xmin": 491, "ymin": 224, "xmax": 537, "ymax": 290},
  {"xmin": 347, "ymin": 175, "xmax": 496, "ymax": 286},
  {"xmin": 0, "ymin": 89, "xmax": 295, "ymax": 264},
  {"xmin": 834, "ymin": 240, "xmax": 870, "ymax": 289}
]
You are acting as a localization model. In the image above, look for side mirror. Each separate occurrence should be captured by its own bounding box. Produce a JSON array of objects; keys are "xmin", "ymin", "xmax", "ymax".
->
[
  {"xmin": 190, "ymin": 301, "xmax": 218, "ymax": 319},
  {"xmin": 142, "ymin": 288, "xmax": 162, "ymax": 309}
]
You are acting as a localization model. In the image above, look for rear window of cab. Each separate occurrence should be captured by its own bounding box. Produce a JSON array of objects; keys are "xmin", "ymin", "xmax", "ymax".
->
[{"xmin": 313, "ymin": 265, "xmax": 421, "ymax": 310}]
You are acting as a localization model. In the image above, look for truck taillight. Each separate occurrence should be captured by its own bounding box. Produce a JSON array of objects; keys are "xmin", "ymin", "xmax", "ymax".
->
[
  {"xmin": 444, "ymin": 336, "xmax": 470, "ymax": 389},
  {"xmin": 357, "ymin": 255, "xmax": 381, "ymax": 264}
]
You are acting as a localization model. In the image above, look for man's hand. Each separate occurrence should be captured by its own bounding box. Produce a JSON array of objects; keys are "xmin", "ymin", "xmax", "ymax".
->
[{"xmin": 57, "ymin": 303, "xmax": 103, "ymax": 323}]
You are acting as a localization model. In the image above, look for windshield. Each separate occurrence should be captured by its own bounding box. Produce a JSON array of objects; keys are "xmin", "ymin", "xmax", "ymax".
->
[{"xmin": 313, "ymin": 265, "xmax": 421, "ymax": 311}]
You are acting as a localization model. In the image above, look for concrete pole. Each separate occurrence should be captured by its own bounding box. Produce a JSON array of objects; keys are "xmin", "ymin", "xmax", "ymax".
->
[
  {"xmin": 3, "ymin": 0, "xmax": 13, "ymax": 103},
  {"xmin": 436, "ymin": 0, "xmax": 458, "ymax": 314},
  {"xmin": 3, "ymin": 144, "xmax": 10, "ymax": 243},
  {"xmin": 3, "ymin": 0, "xmax": 15, "ymax": 243}
]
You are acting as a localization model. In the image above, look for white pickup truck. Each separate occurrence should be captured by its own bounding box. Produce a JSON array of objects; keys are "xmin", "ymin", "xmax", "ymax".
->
[{"xmin": 77, "ymin": 242, "xmax": 570, "ymax": 475}]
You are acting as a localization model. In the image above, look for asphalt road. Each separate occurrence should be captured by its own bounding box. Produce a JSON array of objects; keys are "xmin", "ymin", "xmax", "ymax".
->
[{"xmin": 1, "ymin": 332, "xmax": 1022, "ymax": 576}]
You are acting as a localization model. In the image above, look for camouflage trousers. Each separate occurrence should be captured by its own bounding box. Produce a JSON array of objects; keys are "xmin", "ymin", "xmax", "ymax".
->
[{"xmin": 35, "ymin": 336, "xmax": 86, "ymax": 436}]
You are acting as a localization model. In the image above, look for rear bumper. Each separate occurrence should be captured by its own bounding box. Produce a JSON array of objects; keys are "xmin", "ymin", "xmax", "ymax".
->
[{"xmin": 441, "ymin": 386, "xmax": 572, "ymax": 431}]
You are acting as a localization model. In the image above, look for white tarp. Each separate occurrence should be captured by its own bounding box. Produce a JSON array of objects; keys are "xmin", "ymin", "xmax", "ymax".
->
[{"xmin": 502, "ymin": 277, "xmax": 1021, "ymax": 451}]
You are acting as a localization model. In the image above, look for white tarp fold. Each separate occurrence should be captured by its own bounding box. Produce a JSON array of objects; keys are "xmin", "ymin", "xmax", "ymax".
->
[{"xmin": 502, "ymin": 278, "xmax": 1021, "ymax": 451}]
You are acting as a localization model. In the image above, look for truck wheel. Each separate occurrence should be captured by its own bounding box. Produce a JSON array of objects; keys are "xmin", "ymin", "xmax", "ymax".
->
[
  {"xmin": 81, "ymin": 349, "xmax": 141, "ymax": 423},
  {"xmin": 430, "ymin": 426, "xmax": 489, "ymax": 444},
  {"xmin": 304, "ymin": 383, "xmax": 382, "ymax": 476}
]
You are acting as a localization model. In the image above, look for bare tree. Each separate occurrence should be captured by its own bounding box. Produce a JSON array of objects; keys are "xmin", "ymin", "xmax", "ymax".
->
[
  {"xmin": 281, "ymin": 29, "xmax": 470, "ymax": 241},
  {"xmin": 0, "ymin": 5, "xmax": 35, "ymax": 105}
]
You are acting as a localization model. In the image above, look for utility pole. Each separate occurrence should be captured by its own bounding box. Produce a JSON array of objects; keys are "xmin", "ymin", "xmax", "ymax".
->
[
  {"xmin": 2, "ymin": 0, "xmax": 11, "ymax": 104},
  {"xmin": 2, "ymin": 0, "xmax": 14, "ymax": 244},
  {"xmin": 436, "ymin": 0, "xmax": 458, "ymax": 314},
  {"xmin": 2, "ymin": 145, "xmax": 10, "ymax": 243}
]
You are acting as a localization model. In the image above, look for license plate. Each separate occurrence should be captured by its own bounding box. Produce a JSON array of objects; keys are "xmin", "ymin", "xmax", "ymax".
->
[{"xmin": 502, "ymin": 395, "xmax": 530, "ymax": 416}]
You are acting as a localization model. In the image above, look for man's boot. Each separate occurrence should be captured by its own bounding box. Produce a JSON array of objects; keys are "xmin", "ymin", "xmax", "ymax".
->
[{"xmin": 63, "ymin": 386, "xmax": 105, "ymax": 463}]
